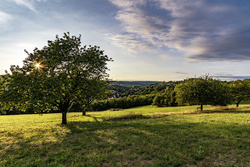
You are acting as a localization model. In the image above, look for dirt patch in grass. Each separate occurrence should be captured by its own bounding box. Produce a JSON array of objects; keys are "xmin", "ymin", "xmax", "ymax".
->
[
  {"xmin": 108, "ymin": 108, "xmax": 123, "ymax": 111},
  {"xmin": 105, "ymin": 114, "xmax": 150, "ymax": 121}
]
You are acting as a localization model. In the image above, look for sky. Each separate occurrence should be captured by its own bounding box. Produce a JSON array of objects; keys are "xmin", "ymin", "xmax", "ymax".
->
[{"xmin": 1, "ymin": 0, "xmax": 250, "ymax": 81}]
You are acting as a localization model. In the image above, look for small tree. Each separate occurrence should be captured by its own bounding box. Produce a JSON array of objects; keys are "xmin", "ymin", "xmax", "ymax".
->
[
  {"xmin": 229, "ymin": 79, "xmax": 250, "ymax": 107},
  {"xmin": 174, "ymin": 76, "xmax": 230, "ymax": 111},
  {"xmin": 1, "ymin": 32, "xmax": 112, "ymax": 124}
]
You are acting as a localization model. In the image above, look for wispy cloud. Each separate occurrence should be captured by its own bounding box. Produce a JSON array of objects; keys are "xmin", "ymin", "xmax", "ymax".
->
[
  {"xmin": 0, "ymin": 11, "xmax": 12, "ymax": 28},
  {"xmin": 110, "ymin": 34, "xmax": 151, "ymax": 53},
  {"xmin": 175, "ymin": 72, "xmax": 188, "ymax": 75},
  {"xmin": 12, "ymin": 0, "xmax": 36, "ymax": 11},
  {"xmin": 11, "ymin": 0, "xmax": 52, "ymax": 12},
  {"xmin": 109, "ymin": 0, "xmax": 144, "ymax": 8},
  {"xmin": 109, "ymin": 0, "xmax": 250, "ymax": 61},
  {"xmin": 212, "ymin": 75, "xmax": 250, "ymax": 81},
  {"xmin": 161, "ymin": 55, "xmax": 171, "ymax": 59},
  {"xmin": 109, "ymin": 0, "xmax": 171, "ymax": 53}
]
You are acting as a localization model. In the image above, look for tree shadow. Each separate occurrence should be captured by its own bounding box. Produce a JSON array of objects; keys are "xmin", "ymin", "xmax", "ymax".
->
[
  {"xmin": 1, "ymin": 114, "xmax": 249, "ymax": 166},
  {"xmin": 84, "ymin": 115, "xmax": 101, "ymax": 123},
  {"xmin": 201, "ymin": 109, "xmax": 250, "ymax": 114}
]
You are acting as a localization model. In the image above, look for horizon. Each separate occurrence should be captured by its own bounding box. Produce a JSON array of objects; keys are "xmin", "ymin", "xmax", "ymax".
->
[{"xmin": 1, "ymin": 0, "xmax": 250, "ymax": 81}]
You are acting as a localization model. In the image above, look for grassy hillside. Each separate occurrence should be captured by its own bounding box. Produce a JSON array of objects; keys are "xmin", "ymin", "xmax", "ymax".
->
[{"xmin": 0, "ymin": 105, "xmax": 249, "ymax": 166}]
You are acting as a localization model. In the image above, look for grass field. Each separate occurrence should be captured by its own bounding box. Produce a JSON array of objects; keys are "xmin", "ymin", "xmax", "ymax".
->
[{"xmin": 0, "ymin": 105, "xmax": 249, "ymax": 166}]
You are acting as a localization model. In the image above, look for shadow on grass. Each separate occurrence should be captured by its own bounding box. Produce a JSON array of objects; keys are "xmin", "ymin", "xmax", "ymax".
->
[
  {"xmin": 194, "ymin": 108, "xmax": 250, "ymax": 114},
  {"xmin": 1, "ymin": 113, "xmax": 249, "ymax": 167},
  {"xmin": 84, "ymin": 115, "xmax": 101, "ymax": 123}
]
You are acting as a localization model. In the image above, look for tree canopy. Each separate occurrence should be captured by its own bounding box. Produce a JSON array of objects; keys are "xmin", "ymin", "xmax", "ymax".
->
[
  {"xmin": 228, "ymin": 79, "xmax": 250, "ymax": 107},
  {"xmin": 174, "ymin": 76, "xmax": 230, "ymax": 110},
  {"xmin": 1, "ymin": 32, "xmax": 112, "ymax": 124}
]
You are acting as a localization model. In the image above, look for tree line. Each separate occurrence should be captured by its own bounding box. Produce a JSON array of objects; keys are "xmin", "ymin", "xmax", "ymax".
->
[
  {"xmin": 1, "ymin": 73, "xmax": 250, "ymax": 116},
  {"xmin": 71, "ymin": 76, "xmax": 250, "ymax": 111},
  {"xmin": 152, "ymin": 76, "xmax": 250, "ymax": 110}
]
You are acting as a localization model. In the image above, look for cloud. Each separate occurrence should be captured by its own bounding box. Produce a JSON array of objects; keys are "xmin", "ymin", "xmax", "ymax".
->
[
  {"xmin": 188, "ymin": 29, "xmax": 250, "ymax": 61},
  {"xmin": 212, "ymin": 75, "xmax": 250, "ymax": 81},
  {"xmin": 109, "ymin": 0, "xmax": 250, "ymax": 61},
  {"xmin": 109, "ymin": 0, "xmax": 172, "ymax": 53},
  {"xmin": 110, "ymin": 34, "xmax": 151, "ymax": 53},
  {"xmin": 11, "ymin": 0, "xmax": 52, "ymax": 12},
  {"xmin": 0, "ymin": 11, "xmax": 12, "ymax": 28},
  {"xmin": 175, "ymin": 72, "xmax": 188, "ymax": 75},
  {"xmin": 161, "ymin": 55, "xmax": 171, "ymax": 59},
  {"xmin": 139, "ymin": 61, "xmax": 156, "ymax": 67},
  {"xmin": 109, "ymin": 0, "xmax": 145, "ymax": 8},
  {"xmin": 12, "ymin": 0, "xmax": 36, "ymax": 11}
]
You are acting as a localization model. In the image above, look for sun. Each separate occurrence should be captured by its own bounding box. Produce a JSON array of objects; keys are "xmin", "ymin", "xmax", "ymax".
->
[{"xmin": 35, "ymin": 63, "xmax": 40, "ymax": 68}]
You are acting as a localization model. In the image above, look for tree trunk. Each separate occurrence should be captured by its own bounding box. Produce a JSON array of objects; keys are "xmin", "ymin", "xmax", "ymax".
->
[
  {"xmin": 236, "ymin": 103, "xmax": 239, "ymax": 107},
  {"xmin": 62, "ymin": 112, "xmax": 67, "ymax": 124},
  {"xmin": 82, "ymin": 110, "xmax": 86, "ymax": 116},
  {"xmin": 82, "ymin": 104, "xmax": 90, "ymax": 116},
  {"xmin": 59, "ymin": 100, "xmax": 70, "ymax": 124},
  {"xmin": 200, "ymin": 104, "xmax": 203, "ymax": 111}
]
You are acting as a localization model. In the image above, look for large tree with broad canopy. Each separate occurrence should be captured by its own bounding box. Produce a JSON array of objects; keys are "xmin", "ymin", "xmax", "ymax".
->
[
  {"xmin": 228, "ymin": 79, "xmax": 250, "ymax": 107},
  {"xmin": 2, "ymin": 32, "xmax": 112, "ymax": 124},
  {"xmin": 174, "ymin": 75, "xmax": 230, "ymax": 111}
]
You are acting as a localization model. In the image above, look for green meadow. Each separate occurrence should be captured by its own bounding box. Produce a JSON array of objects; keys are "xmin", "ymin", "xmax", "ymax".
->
[{"xmin": 0, "ymin": 105, "xmax": 249, "ymax": 166}]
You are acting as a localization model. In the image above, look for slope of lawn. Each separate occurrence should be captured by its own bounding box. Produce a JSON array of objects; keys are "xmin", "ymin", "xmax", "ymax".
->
[{"xmin": 0, "ymin": 105, "xmax": 249, "ymax": 166}]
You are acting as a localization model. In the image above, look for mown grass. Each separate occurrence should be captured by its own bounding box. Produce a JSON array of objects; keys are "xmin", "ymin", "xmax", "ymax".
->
[{"xmin": 0, "ymin": 105, "xmax": 249, "ymax": 166}]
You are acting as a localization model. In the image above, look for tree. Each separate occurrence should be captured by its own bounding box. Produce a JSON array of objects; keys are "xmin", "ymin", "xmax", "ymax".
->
[
  {"xmin": 152, "ymin": 87, "xmax": 177, "ymax": 107},
  {"xmin": 174, "ymin": 76, "xmax": 230, "ymax": 111},
  {"xmin": 0, "ymin": 76, "xmax": 5, "ymax": 95},
  {"xmin": 228, "ymin": 79, "xmax": 250, "ymax": 107},
  {"xmin": 1, "ymin": 32, "xmax": 112, "ymax": 124},
  {"xmin": 0, "ymin": 76, "xmax": 5, "ymax": 114},
  {"xmin": 0, "ymin": 75, "xmax": 14, "ymax": 115}
]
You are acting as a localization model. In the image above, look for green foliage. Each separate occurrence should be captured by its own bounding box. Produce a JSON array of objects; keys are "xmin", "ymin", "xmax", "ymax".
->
[
  {"xmin": 90, "ymin": 94, "xmax": 155, "ymax": 111},
  {"xmin": 152, "ymin": 87, "xmax": 178, "ymax": 107},
  {"xmin": 0, "ymin": 77, "xmax": 6, "ymax": 115},
  {"xmin": 122, "ymin": 81, "xmax": 181, "ymax": 96},
  {"xmin": 152, "ymin": 94, "xmax": 167, "ymax": 107},
  {"xmin": 174, "ymin": 75, "xmax": 231, "ymax": 110},
  {"xmin": 0, "ymin": 75, "xmax": 18, "ymax": 115},
  {"xmin": 228, "ymin": 79, "xmax": 250, "ymax": 107},
  {"xmin": 1, "ymin": 32, "xmax": 112, "ymax": 123},
  {"xmin": 108, "ymin": 83, "xmax": 131, "ymax": 94}
]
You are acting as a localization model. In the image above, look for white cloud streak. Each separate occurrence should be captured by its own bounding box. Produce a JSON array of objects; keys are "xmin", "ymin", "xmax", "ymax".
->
[
  {"xmin": 111, "ymin": 34, "xmax": 150, "ymax": 53},
  {"xmin": 12, "ymin": 0, "xmax": 36, "ymax": 11},
  {"xmin": 0, "ymin": 11, "xmax": 12, "ymax": 28},
  {"xmin": 11, "ymin": 0, "xmax": 51, "ymax": 12}
]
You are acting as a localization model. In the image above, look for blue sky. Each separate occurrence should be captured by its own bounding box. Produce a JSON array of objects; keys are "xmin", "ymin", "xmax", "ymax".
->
[{"xmin": 1, "ymin": 0, "xmax": 250, "ymax": 81}]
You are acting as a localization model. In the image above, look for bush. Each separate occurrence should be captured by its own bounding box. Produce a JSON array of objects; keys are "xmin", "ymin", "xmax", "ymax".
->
[
  {"xmin": 152, "ymin": 87, "xmax": 178, "ymax": 107},
  {"xmin": 90, "ymin": 94, "xmax": 155, "ymax": 111}
]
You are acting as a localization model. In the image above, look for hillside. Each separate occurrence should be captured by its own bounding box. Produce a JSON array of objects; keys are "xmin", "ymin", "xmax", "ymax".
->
[
  {"xmin": 0, "ymin": 105, "xmax": 249, "ymax": 166},
  {"xmin": 109, "ymin": 80, "xmax": 181, "ymax": 96}
]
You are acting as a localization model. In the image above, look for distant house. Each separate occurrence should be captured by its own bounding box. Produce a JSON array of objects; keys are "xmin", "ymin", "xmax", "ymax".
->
[{"xmin": 109, "ymin": 90, "xmax": 120, "ymax": 99}]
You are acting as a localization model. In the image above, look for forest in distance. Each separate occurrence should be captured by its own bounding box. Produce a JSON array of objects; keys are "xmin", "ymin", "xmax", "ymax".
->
[{"xmin": 1, "ymin": 78, "xmax": 250, "ymax": 115}]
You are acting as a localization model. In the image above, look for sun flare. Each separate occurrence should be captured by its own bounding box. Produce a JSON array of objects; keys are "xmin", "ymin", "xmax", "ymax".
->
[{"xmin": 35, "ymin": 63, "xmax": 40, "ymax": 68}]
